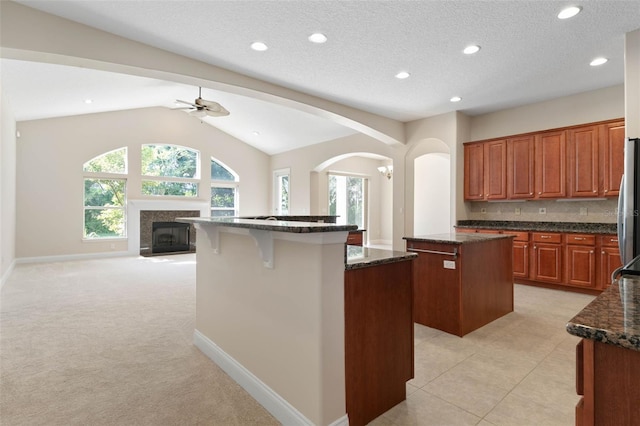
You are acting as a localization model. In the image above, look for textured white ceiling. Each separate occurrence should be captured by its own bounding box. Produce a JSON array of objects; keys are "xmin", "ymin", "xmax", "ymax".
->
[{"xmin": 2, "ymin": 0, "xmax": 640, "ymax": 153}]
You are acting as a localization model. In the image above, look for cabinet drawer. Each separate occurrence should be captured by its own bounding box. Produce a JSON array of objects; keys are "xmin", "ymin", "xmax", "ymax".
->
[
  {"xmin": 502, "ymin": 231, "xmax": 529, "ymax": 242},
  {"xmin": 600, "ymin": 235, "xmax": 619, "ymax": 247},
  {"xmin": 455, "ymin": 228, "xmax": 477, "ymax": 234},
  {"xmin": 566, "ymin": 234, "xmax": 596, "ymax": 246},
  {"xmin": 532, "ymin": 232, "xmax": 562, "ymax": 244}
]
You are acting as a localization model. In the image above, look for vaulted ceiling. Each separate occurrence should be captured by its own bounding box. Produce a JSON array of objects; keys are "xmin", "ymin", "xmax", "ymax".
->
[{"xmin": 2, "ymin": 0, "xmax": 639, "ymax": 154}]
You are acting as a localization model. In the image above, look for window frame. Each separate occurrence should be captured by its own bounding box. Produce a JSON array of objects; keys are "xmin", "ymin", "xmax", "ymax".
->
[
  {"xmin": 210, "ymin": 158, "xmax": 239, "ymax": 217},
  {"xmin": 141, "ymin": 144, "xmax": 201, "ymax": 197},
  {"xmin": 273, "ymin": 168, "xmax": 290, "ymax": 215},
  {"xmin": 82, "ymin": 173, "xmax": 128, "ymax": 241},
  {"xmin": 327, "ymin": 171, "xmax": 369, "ymax": 229}
]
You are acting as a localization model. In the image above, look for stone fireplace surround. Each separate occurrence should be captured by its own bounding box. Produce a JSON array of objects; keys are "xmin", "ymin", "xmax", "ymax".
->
[
  {"xmin": 140, "ymin": 210, "xmax": 199, "ymax": 256},
  {"xmin": 127, "ymin": 199, "xmax": 210, "ymax": 256}
]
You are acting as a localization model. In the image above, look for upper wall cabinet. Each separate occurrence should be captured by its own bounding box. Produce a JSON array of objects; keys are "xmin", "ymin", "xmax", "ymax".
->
[
  {"xmin": 535, "ymin": 130, "xmax": 567, "ymax": 199},
  {"xmin": 507, "ymin": 135, "xmax": 535, "ymax": 199},
  {"xmin": 464, "ymin": 140, "xmax": 506, "ymax": 201},
  {"xmin": 463, "ymin": 118, "xmax": 625, "ymax": 201}
]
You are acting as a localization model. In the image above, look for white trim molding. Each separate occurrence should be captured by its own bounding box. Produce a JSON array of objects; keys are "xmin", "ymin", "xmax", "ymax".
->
[{"xmin": 194, "ymin": 329, "xmax": 348, "ymax": 426}]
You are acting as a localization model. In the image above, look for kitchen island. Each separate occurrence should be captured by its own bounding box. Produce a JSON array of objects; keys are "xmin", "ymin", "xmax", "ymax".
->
[
  {"xmin": 178, "ymin": 217, "xmax": 416, "ymax": 426},
  {"xmin": 404, "ymin": 233, "xmax": 514, "ymax": 337},
  {"xmin": 567, "ymin": 275, "xmax": 640, "ymax": 425}
]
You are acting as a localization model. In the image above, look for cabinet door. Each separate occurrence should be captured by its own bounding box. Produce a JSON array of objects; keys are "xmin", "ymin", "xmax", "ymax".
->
[
  {"xmin": 602, "ymin": 121, "xmax": 625, "ymax": 197},
  {"xmin": 484, "ymin": 140, "xmax": 507, "ymax": 200},
  {"xmin": 568, "ymin": 125, "xmax": 599, "ymax": 197},
  {"xmin": 566, "ymin": 245, "xmax": 597, "ymax": 288},
  {"xmin": 507, "ymin": 135, "xmax": 535, "ymax": 199},
  {"xmin": 464, "ymin": 143, "xmax": 485, "ymax": 200},
  {"xmin": 600, "ymin": 247, "xmax": 622, "ymax": 290},
  {"xmin": 513, "ymin": 241, "xmax": 529, "ymax": 279},
  {"xmin": 533, "ymin": 243, "xmax": 563, "ymax": 283},
  {"xmin": 535, "ymin": 130, "xmax": 567, "ymax": 198}
]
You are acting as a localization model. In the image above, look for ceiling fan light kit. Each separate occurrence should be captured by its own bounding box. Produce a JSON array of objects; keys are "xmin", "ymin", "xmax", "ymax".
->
[{"xmin": 174, "ymin": 86, "xmax": 230, "ymax": 118}]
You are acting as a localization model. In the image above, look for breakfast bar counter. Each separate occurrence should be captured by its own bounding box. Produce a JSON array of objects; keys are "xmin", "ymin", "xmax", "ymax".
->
[{"xmin": 178, "ymin": 217, "xmax": 416, "ymax": 426}]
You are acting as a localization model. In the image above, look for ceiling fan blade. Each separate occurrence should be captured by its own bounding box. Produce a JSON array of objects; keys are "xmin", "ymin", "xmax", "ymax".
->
[{"xmin": 204, "ymin": 107, "xmax": 230, "ymax": 117}]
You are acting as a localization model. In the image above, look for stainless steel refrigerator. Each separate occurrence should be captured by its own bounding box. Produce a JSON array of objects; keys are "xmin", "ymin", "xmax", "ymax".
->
[{"xmin": 618, "ymin": 137, "xmax": 640, "ymax": 266}]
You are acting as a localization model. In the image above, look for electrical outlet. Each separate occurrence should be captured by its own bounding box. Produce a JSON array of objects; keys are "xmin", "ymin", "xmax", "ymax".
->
[
  {"xmin": 515, "ymin": 207, "xmax": 521, "ymax": 215},
  {"xmin": 539, "ymin": 207, "xmax": 546, "ymax": 214},
  {"xmin": 481, "ymin": 208, "xmax": 487, "ymax": 214},
  {"xmin": 580, "ymin": 207, "xmax": 588, "ymax": 216}
]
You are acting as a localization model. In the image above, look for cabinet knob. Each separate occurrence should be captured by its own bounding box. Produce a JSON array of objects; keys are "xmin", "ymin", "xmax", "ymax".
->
[
  {"xmin": 530, "ymin": 192, "xmax": 533, "ymax": 195},
  {"xmin": 605, "ymin": 190, "xmax": 609, "ymax": 193},
  {"xmin": 593, "ymin": 190, "xmax": 597, "ymax": 193},
  {"xmin": 602, "ymin": 251, "xmax": 605, "ymax": 255},
  {"xmin": 524, "ymin": 245, "xmax": 528, "ymax": 248},
  {"xmin": 538, "ymin": 192, "xmax": 542, "ymax": 195},
  {"xmin": 590, "ymin": 250, "xmax": 594, "ymax": 254}
]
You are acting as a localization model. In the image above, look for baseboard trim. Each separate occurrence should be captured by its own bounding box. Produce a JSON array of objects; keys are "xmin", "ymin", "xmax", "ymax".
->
[
  {"xmin": 194, "ymin": 329, "xmax": 348, "ymax": 426},
  {"xmin": 16, "ymin": 251, "xmax": 132, "ymax": 264},
  {"xmin": 0, "ymin": 258, "xmax": 16, "ymax": 291}
]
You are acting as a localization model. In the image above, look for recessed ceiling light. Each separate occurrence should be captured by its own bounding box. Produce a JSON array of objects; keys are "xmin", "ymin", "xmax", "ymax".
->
[
  {"xmin": 308, "ymin": 33, "xmax": 327, "ymax": 44},
  {"xmin": 395, "ymin": 71, "xmax": 410, "ymax": 79},
  {"xmin": 590, "ymin": 57, "xmax": 608, "ymax": 66},
  {"xmin": 558, "ymin": 6, "xmax": 582, "ymax": 19},
  {"xmin": 250, "ymin": 41, "xmax": 268, "ymax": 51},
  {"xmin": 252, "ymin": 131, "xmax": 260, "ymax": 136},
  {"xmin": 450, "ymin": 96, "xmax": 462, "ymax": 103},
  {"xmin": 463, "ymin": 45, "xmax": 481, "ymax": 55},
  {"xmin": 84, "ymin": 99, "xmax": 93, "ymax": 104}
]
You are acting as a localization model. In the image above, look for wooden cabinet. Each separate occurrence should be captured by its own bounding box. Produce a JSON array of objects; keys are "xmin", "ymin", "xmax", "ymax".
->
[
  {"xmin": 504, "ymin": 231, "xmax": 530, "ymax": 279},
  {"xmin": 575, "ymin": 339, "xmax": 640, "ymax": 425},
  {"xmin": 346, "ymin": 230, "xmax": 364, "ymax": 246},
  {"xmin": 535, "ymin": 130, "xmax": 567, "ymax": 198},
  {"xmin": 464, "ymin": 140, "xmax": 506, "ymax": 200},
  {"xmin": 601, "ymin": 121, "xmax": 625, "ymax": 197},
  {"xmin": 532, "ymin": 232, "xmax": 563, "ymax": 283},
  {"xmin": 345, "ymin": 259, "xmax": 414, "ymax": 426},
  {"xmin": 565, "ymin": 234, "xmax": 597, "ymax": 288},
  {"xmin": 507, "ymin": 135, "xmax": 535, "ymax": 199},
  {"xmin": 599, "ymin": 235, "xmax": 622, "ymax": 290},
  {"xmin": 406, "ymin": 237, "xmax": 513, "ymax": 337},
  {"xmin": 568, "ymin": 126, "xmax": 599, "ymax": 197},
  {"xmin": 464, "ymin": 118, "xmax": 624, "ymax": 201}
]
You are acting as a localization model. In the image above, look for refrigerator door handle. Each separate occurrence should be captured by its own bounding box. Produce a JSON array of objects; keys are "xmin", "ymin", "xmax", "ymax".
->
[{"xmin": 618, "ymin": 175, "xmax": 625, "ymax": 264}]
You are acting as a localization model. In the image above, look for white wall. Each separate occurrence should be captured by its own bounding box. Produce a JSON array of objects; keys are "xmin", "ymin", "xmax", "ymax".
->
[
  {"xmin": 15, "ymin": 107, "xmax": 270, "ymax": 258},
  {"xmin": 414, "ymin": 153, "xmax": 451, "ymax": 235},
  {"xmin": 0, "ymin": 83, "xmax": 17, "ymax": 286}
]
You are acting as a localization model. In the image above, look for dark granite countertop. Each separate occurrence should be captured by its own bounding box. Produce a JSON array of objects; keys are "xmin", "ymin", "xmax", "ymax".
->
[
  {"xmin": 567, "ymin": 276, "xmax": 640, "ymax": 351},
  {"xmin": 457, "ymin": 220, "xmax": 616, "ymax": 235},
  {"xmin": 177, "ymin": 217, "xmax": 358, "ymax": 233},
  {"xmin": 345, "ymin": 245, "xmax": 417, "ymax": 271},
  {"xmin": 404, "ymin": 233, "xmax": 513, "ymax": 244},
  {"xmin": 241, "ymin": 215, "xmax": 338, "ymax": 223}
]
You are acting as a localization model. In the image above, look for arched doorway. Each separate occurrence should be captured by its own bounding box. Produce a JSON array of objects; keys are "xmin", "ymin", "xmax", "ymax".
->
[{"xmin": 414, "ymin": 153, "xmax": 451, "ymax": 235}]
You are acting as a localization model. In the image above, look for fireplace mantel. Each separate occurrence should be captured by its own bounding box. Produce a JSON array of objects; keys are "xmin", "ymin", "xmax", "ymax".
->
[{"xmin": 127, "ymin": 199, "xmax": 209, "ymax": 255}]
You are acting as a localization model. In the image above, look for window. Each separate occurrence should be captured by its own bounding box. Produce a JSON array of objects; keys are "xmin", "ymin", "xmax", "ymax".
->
[
  {"xmin": 141, "ymin": 144, "xmax": 199, "ymax": 197},
  {"xmin": 328, "ymin": 174, "xmax": 367, "ymax": 228},
  {"xmin": 274, "ymin": 168, "xmax": 290, "ymax": 215},
  {"xmin": 83, "ymin": 148, "xmax": 127, "ymax": 239},
  {"xmin": 211, "ymin": 158, "xmax": 239, "ymax": 217}
]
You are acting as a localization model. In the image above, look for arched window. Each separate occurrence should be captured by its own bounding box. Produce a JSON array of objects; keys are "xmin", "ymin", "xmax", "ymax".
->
[
  {"xmin": 141, "ymin": 144, "xmax": 199, "ymax": 197},
  {"xmin": 83, "ymin": 147, "xmax": 127, "ymax": 239},
  {"xmin": 210, "ymin": 158, "xmax": 239, "ymax": 217}
]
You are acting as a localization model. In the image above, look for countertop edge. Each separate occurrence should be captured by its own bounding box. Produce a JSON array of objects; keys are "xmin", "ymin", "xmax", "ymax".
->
[
  {"xmin": 456, "ymin": 220, "xmax": 616, "ymax": 235},
  {"xmin": 345, "ymin": 252, "xmax": 417, "ymax": 270},
  {"xmin": 177, "ymin": 217, "xmax": 358, "ymax": 233},
  {"xmin": 566, "ymin": 322, "xmax": 640, "ymax": 352}
]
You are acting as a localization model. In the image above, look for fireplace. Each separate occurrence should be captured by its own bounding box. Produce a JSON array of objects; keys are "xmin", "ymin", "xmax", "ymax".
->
[
  {"xmin": 152, "ymin": 222, "xmax": 191, "ymax": 254},
  {"xmin": 139, "ymin": 210, "xmax": 199, "ymax": 256}
]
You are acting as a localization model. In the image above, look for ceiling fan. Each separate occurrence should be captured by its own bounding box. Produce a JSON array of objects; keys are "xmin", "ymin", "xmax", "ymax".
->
[{"xmin": 175, "ymin": 87, "xmax": 230, "ymax": 118}]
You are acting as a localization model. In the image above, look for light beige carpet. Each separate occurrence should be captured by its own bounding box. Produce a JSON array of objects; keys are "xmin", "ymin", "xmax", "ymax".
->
[{"xmin": 0, "ymin": 254, "xmax": 278, "ymax": 425}]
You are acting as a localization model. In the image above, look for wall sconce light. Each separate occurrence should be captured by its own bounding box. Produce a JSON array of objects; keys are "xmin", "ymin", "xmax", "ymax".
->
[{"xmin": 377, "ymin": 165, "xmax": 393, "ymax": 180}]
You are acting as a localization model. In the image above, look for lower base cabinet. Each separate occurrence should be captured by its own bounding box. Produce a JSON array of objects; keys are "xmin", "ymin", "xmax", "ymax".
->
[
  {"xmin": 457, "ymin": 228, "xmax": 619, "ymax": 293},
  {"xmin": 576, "ymin": 339, "xmax": 640, "ymax": 425},
  {"xmin": 344, "ymin": 259, "xmax": 414, "ymax": 426}
]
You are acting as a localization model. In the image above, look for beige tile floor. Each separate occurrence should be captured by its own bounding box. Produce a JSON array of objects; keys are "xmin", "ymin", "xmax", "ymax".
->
[{"xmin": 370, "ymin": 284, "xmax": 595, "ymax": 426}]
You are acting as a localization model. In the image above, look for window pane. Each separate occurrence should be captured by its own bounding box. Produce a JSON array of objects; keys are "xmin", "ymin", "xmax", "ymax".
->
[
  {"xmin": 211, "ymin": 209, "xmax": 236, "ymax": 217},
  {"xmin": 141, "ymin": 145, "xmax": 198, "ymax": 178},
  {"xmin": 84, "ymin": 208, "xmax": 125, "ymax": 238},
  {"xmin": 211, "ymin": 160, "xmax": 235, "ymax": 181},
  {"xmin": 142, "ymin": 181, "xmax": 198, "ymax": 196},
  {"xmin": 211, "ymin": 187, "xmax": 236, "ymax": 208},
  {"xmin": 83, "ymin": 148, "xmax": 127, "ymax": 173},
  {"xmin": 279, "ymin": 175, "xmax": 289, "ymax": 214},
  {"xmin": 84, "ymin": 178, "xmax": 125, "ymax": 207},
  {"xmin": 328, "ymin": 174, "xmax": 364, "ymax": 228}
]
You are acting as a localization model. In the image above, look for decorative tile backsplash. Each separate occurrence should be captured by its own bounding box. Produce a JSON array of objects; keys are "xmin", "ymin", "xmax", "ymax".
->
[{"xmin": 464, "ymin": 199, "xmax": 618, "ymax": 224}]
